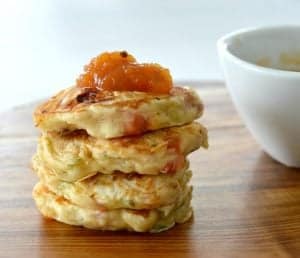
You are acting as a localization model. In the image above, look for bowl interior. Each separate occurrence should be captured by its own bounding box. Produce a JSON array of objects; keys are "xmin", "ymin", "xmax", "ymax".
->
[{"xmin": 224, "ymin": 26, "xmax": 300, "ymax": 71}]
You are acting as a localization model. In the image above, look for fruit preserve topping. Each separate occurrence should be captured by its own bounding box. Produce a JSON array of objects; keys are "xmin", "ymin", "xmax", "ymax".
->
[{"xmin": 76, "ymin": 51, "xmax": 173, "ymax": 94}]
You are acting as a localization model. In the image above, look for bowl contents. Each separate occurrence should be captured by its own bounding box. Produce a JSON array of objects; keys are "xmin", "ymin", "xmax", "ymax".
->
[
  {"xmin": 32, "ymin": 51, "xmax": 208, "ymax": 232},
  {"xmin": 256, "ymin": 51, "xmax": 300, "ymax": 72}
]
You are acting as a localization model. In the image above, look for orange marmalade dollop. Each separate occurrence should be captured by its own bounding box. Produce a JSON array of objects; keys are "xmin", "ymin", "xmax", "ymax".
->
[{"xmin": 76, "ymin": 51, "xmax": 173, "ymax": 94}]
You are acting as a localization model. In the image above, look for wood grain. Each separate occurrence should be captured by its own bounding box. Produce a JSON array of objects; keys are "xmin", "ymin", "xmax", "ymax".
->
[{"xmin": 1, "ymin": 82, "xmax": 300, "ymax": 258}]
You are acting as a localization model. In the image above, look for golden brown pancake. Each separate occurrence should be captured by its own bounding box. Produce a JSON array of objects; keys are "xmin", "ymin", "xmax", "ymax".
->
[
  {"xmin": 34, "ymin": 86, "xmax": 203, "ymax": 139},
  {"xmin": 33, "ymin": 182, "xmax": 193, "ymax": 232},
  {"xmin": 35, "ymin": 122, "xmax": 208, "ymax": 181},
  {"xmin": 33, "ymin": 156, "xmax": 191, "ymax": 210}
]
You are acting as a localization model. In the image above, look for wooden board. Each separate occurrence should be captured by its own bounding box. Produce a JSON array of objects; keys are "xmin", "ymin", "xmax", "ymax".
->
[{"xmin": 1, "ymin": 82, "xmax": 300, "ymax": 258}]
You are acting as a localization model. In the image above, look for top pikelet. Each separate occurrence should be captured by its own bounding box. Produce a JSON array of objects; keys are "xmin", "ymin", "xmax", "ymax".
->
[{"xmin": 34, "ymin": 51, "xmax": 203, "ymax": 139}]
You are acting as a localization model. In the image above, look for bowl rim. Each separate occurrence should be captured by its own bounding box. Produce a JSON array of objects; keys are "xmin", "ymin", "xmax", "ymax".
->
[{"xmin": 217, "ymin": 25, "xmax": 300, "ymax": 78}]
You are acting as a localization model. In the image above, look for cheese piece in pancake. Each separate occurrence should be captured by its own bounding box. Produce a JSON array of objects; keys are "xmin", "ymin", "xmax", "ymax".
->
[
  {"xmin": 36, "ymin": 122, "xmax": 208, "ymax": 181},
  {"xmin": 34, "ymin": 86, "xmax": 203, "ymax": 138}
]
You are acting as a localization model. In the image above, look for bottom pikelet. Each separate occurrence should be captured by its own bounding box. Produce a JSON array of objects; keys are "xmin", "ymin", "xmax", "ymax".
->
[{"xmin": 33, "ymin": 182, "xmax": 193, "ymax": 233}]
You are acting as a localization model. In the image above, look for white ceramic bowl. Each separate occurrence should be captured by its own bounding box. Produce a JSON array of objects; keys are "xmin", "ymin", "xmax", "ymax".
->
[{"xmin": 217, "ymin": 25, "xmax": 300, "ymax": 167}]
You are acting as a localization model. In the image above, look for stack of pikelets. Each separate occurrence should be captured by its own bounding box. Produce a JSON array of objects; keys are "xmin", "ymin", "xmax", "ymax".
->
[{"xmin": 32, "ymin": 53, "xmax": 208, "ymax": 232}]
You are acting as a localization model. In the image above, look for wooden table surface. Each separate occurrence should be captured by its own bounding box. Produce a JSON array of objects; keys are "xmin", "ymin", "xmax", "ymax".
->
[{"xmin": 1, "ymin": 82, "xmax": 300, "ymax": 258}]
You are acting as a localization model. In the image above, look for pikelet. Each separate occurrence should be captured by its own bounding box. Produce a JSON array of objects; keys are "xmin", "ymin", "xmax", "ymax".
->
[
  {"xmin": 35, "ymin": 122, "xmax": 207, "ymax": 182},
  {"xmin": 33, "ymin": 155, "xmax": 192, "ymax": 210},
  {"xmin": 33, "ymin": 182, "xmax": 193, "ymax": 233},
  {"xmin": 31, "ymin": 51, "xmax": 208, "ymax": 232},
  {"xmin": 34, "ymin": 85, "xmax": 203, "ymax": 139}
]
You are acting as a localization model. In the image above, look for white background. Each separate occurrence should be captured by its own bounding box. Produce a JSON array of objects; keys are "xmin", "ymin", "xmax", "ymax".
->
[{"xmin": 0, "ymin": 0, "xmax": 300, "ymax": 111}]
